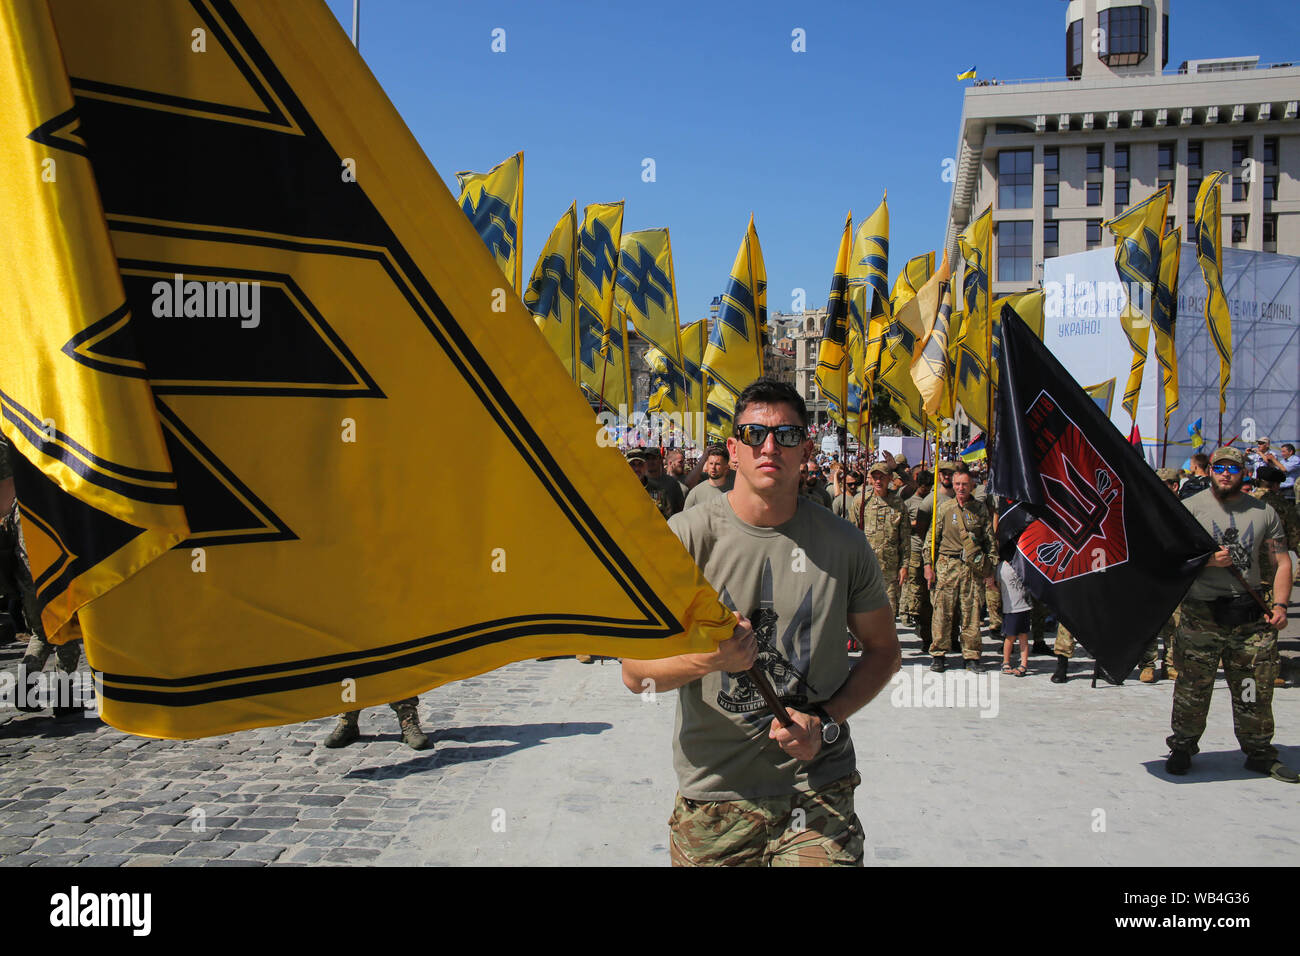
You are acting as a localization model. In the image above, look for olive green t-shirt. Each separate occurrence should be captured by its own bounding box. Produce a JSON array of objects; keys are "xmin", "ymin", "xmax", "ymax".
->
[
  {"xmin": 666, "ymin": 493, "xmax": 889, "ymax": 800},
  {"xmin": 683, "ymin": 474, "xmax": 734, "ymax": 510},
  {"xmin": 1184, "ymin": 489, "xmax": 1284, "ymax": 600}
]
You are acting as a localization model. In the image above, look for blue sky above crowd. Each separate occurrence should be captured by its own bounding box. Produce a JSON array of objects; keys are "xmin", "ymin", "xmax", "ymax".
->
[{"xmin": 325, "ymin": 0, "xmax": 1295, "ymax": 322}]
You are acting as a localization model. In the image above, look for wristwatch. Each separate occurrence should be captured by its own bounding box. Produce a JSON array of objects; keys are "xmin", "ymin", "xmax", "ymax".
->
[{"xmin": 809, "ymin": 704, "xmax": 840, "ymax": 745}]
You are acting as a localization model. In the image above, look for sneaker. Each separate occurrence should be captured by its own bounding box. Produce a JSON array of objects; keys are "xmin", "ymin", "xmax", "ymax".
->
[
  {"xmin": 929, "ymin": 656, "xmax": 946, "ymax": 673},
  {"xmin": 1244, "ymin": 757, "xmax": 1300, "ymax": 783},
  {"xmin": 965, "ymin": 659, "xmax": 983, "ymax": 673},
  {"xmin": 1139, "ymin": 667, "xmax": 1156, "ymax": 683},
  {"xmin": 323, "ymin": 717, "xmax": 360, "ymax": 749},
  {"xmin": 1165, "ymin": 750, "xmax": 1191, "ymax": 775}
]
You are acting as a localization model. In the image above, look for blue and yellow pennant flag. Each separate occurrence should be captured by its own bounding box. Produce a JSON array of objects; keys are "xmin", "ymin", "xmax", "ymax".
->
[
  {"xmin": 956, "ymin": 66, "xmax": 977, "ymax": 80},
  {"xmin": 524, "ymin": 202, "xmax": 578, "ymax": 380},
  {"xmin": 576, "ymin": 201, "xmax": 626, "ymax": 412},
  {"xmin": 680, "ymin": 318, "xmax": 709, "ymax": 420},
  {"xmin": 1105, "ymin": 186, "xmax": 1168, "ymax": 420},
  {"xmin": 615, "ymin": 228, "xmax": 686, "ymax": 415},
  {"xmin": 990, "ymin": 290, "xmax": 1044, "ymax": 387},
  {"xmin": 455, "ymin": 150, "xmax": 523, "ymax": 291},
  {"xmin": 877, "ymin": 252, "xmax": 933, "ymax": 435},
  {"xmin": 814, "ymin": 212, "xmax": 854, "ymax": 433},
  {"xmin": 908, "ymin": 255, "xmax": 955, "ymax": 421},
  {"xmin": 702, "ymin": 215, "xmax": 767, "ymax": 440},
  {"xmin": 1194, "ymin": 171, "xmax": 1232, "ymax": 417},
  {"xmin": 955, "ymin": 206, "xmax": 992, "ymax": 434},
  {"xmin": 0, "ymin": 0, "xmax": 732, "ymax": 738},
  {"xmin": 1152, "ymin": 227, "xmax": 1182, "ymax": 429},
  {"xmin": 847, "ymin": 197, "xmax": 890, "ymax": 441}
]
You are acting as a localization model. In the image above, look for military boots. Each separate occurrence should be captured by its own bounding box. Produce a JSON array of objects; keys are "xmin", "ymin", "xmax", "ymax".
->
[
  {"xmin": 323, "ymin": 712, "xmax": 360, "ymax": 748},
  {"xmin": 392, "ymin": 700, "xmax": 431, "ymax": 751}
]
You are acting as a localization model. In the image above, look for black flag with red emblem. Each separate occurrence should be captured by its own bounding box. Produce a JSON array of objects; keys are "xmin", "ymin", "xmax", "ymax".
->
[{"xmin": 989, "ymin": 309, "xmax": 1216, "ymax": 680}]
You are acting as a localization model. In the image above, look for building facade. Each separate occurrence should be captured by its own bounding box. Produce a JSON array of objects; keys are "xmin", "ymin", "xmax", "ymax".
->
[{"xmin": 945, "ymin": 0, "xmax": 1300, "ymax": 298}]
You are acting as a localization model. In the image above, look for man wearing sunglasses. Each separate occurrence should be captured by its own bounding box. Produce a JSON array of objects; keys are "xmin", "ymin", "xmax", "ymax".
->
[
  {"xmin": 622, "ymin": 377, "xmax": 900, "ymax": 866},
  {"xmin": 1166, "ymin": 447, "xmax": 1296, "ymax": 783}
]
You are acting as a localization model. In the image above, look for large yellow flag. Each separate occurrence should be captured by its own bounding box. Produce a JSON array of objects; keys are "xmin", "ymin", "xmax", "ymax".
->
[
  {"xmin": 1105, "ymin": 186, "xmax": 1168, "ymax": 419},
  {"xmin": 614, "ymin": 228, "xmax": 687, "ymax": 415},
  {"xmin": 680, "ymin": 318, "xmax": 708, "ymax": 422},
  {"xmin": 702, "ymin": 215, "xmax": 766, "ymax": 441},
  {"xmin": 1194, "ymin": 171, "xmax": 1232, "ymax": 417},
  {"xmin": 907, "ymin": 255, "xmax": 955, "ymax": 421},
  {"xmin": 877, "ymin": 252, "xmax": 934, "ymax": 435},
  {"xmin": 814, "ymin": 213, "xmax": 854, "ymax": 431},
  {"xmin": 576, "ymin": 201, "xmax": 626, "ymax": 412},
  {"xmin": 524, "ymin": 202, "xmax": 578, "ymax": 379},
  {"xmin": 847, "ymin": 198, "xmax": 890, "ymax": 441},
  {"xmin": 990, "ymin": 290, "xmax": 1045, "ymax": 387},
  {"xmin": 955, "ymin": 206, "xmax": 992, "ymax": 435},
  {"xmin": 455, "ymin": 151, "xmax": 523, "ymax": 291},
  {"xmin": 1, "ymin": 0, "xmax": 730, "ymax": 738},
  {"xmin": 1152, "ymin": 227, "xmax": 1182, "ymax": 429}
]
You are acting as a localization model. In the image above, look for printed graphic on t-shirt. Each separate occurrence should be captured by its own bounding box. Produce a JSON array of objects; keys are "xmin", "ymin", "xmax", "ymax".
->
[
  {"xmin": 1211, "ymin": 516, "xmax": 1254, "ymax": 575},
  {"xmin": 715, "ymin": 558, "xmax": 817, "ymax": 720}
]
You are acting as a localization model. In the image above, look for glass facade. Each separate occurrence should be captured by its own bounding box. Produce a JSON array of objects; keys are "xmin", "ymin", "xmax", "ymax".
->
[
  {"xmin": 1066, "ymin": 20, "xmax": 1083, "ymax": 78},
  {"xmin": 1232, "ymin": 215, "xmax": 1248, "ymax": 245},
  {"xmin": 1044, "ymin": 182, "xmax": 1059, "ymax": 208},
  {"xmin": 1187, "ymin": 141, "xmax": 1202, "ymax": 167},
  {"xmin": 1087, "ymin": 181, "xmax": 1102, "ymax": 206},
  {"xmin": 1086, "ymin": 147, "xmax": 1103, "ymax": 174},
  {"xmin": 1263, "ymin": 137, "xmax": 1278, "ymax": 166},
  {"xmin": 997, "ymin": 150, "xmax": 1033, "ymax": 209},
  {"xmin": 1043, "ymin": 221, "xmax": 1059, "ymax": 259},
  {"xmin": 996, "ymin": 221, "xmax": 1032, "ymax": 282},
  {"xmin": 1086, "ymin": 220, "xmax": 1102, "ymax": 249},
  {"xmin": 1098, "ymin": 6, "xmax": 1148, "ymax": 67},
  {"xmin": 1114, "ymin": 145, "xmax": 1129, "ymax": 173},
  {"xmin": 1044, "ymin": 148, "xmax": 1059, "ymax": 175},
  {"xmin": 1115, "ymin": 180, "xmax": 1130, "ymax": 208},
  {"xmin": 1158, "ymin": 141, "xmax": 1175, "ymax": 170}
]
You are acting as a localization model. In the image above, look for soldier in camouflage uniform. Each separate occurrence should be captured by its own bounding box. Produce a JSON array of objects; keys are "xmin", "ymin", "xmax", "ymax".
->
[
  {"xmin": 923, "ymin": 471, "xmax": 997, "ymax": 671},
  {"xmin": 323, "ymin": 697, "xmax": 430, "ymax": 750},
  {"xmin": 641, "ymin": 447, "xmax": 686, "ymax": 518},
  {"xmin": 1252, "ymin": 465, "xmax": 1299, "ymax": 687},
  {"xmin": 901, "ymin": 471, "xmax": 935, "ymax": 645},
  {"xmin": 851, "ymin": 462, "xmax": 910, "ymax": 617},
  {"xmin": 1165, "ymin": 448, "xmax": 1296, "ymax": 783}
]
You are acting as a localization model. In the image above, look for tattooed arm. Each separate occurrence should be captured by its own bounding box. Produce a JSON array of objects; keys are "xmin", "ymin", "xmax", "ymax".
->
[{"xmin": 1265, "ymin": 537, "xmax": 1291, "ymax": 629}]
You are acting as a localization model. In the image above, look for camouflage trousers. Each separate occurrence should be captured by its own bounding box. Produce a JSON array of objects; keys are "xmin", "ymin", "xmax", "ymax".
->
[
  {"xmin": 22, "ymin": 631, "xmax": 81, "ymax": 673},
  {"xmin": 981, "ymin": 579, "xmax": 1002, "ymax": 632},
  {"xmin": 1054, "ymin": 623, "xmax": 1075, "ymax": 658},
  {"xmin": 340, "ymin": 697, "xmax": 418, "ymax": 724},
  {"xmin": 1140, "ymin": 610, "xmax": 1180, "ymax": 669},
  {"xmin": 879, "ymin": 558, "xmax": 902, "ymax": 617},
  {"xmin": 1166, "ymin": 599, "xmax": 1279, "ymax": 762},
  {"xmin": 900, "ymin": 554, "xmax": 923, "ymax": 615},
  {"xmin": 930, "ymin": 556, "xmax": 982, "ymax": 659},
  {"xmin": 668, "ymin": 772, "xmax": 863, "ymax": 867}
]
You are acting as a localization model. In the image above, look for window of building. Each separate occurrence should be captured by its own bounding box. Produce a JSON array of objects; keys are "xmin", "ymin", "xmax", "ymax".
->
[
  {"xmin": 1231, "ymin": 215, "xmax": 1248, "ymax": 245},
  {"xmin": 996, "ymin": 221, "xmax": 1033, "ymax": 282},
  {"xmin": 1162, "ymin": 14, "xmax": 1169, "ymax": 68},
  {"xmin": 1066, "ymin": 20, "xmax": 1083, "ymax": 79},
  {"xmin": 1264, "ymin": 174, "xmax": 1278, "ymax": 201},
  {"xmin": 1044, "ymin": 221, "xmax": 1059, "ymax": 259},
  {"xmin": 1232, "ymin": 139, "xmax": 1249, "ymax": 167},
  {"xmin": 1157, "ymin": 141, "xmax": 1175, "ymax": 171},
  {"xmin": 1263, "ymin": 137, "xmax": 1278, "ymax": 166},
  {"xmin": 1044, "ymin": 182, "xmax": 1059, "ymax": 207},
  {"xmin": 1263, "ymin": 214, "xmax": 1278, "ymax": 248},
  {"xmin": 1158, "ymin": 178, "xmax": 1174, "ymax": 205},
  {"xmin": 1115, "ymin": 180, "xmax": 1130, "ymax": 208},
  {"xmin": 1087, "ymin": 181, "xmax": 1102, "ymax": 206},
  {"xmin": 1187, "ymin": 141, "xmax": 1202, "ymax": 167},
  {"xmin": 1187, "ymin": 176, "xmax": 1202, "ymax": 207},
  {"xmin": 1233, "ymin": 175, "xmax": 1248, "ymax": 203},
  {"xmin": 1188, "ymin": 220, "xmax": 1198, "ymax": 246},
  {"xmin": 1098, "ymin": 6, "xmax": 1149, "ymax": 67},
  {"xmin": 997, "ymin": 149, "xmax": 1033, "ymax": 209},
  {"xmin": 1086, "ymin": 220, "xmax": 1102, "ymax": 249},
  {"xmin": 1044, "ymin": 148, "xmax": 1059, "ymax": 176},
  {"xmin": 1086, "ymin": 146, "xmax": 1103, "ymax": 175},
  {"xmin": 1114, "ymin": 145, "xmax": 1129, "ymax": 173},
  {"xmin": 1166, "ymin": 216, "xmax": 1175, "ymax": 236}
]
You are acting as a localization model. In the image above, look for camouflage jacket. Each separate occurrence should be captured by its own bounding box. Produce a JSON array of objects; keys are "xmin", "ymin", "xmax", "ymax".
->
[
  {"xmin": 851, "ymin": 490, "xmax": 910, "ymax": 568},
  {"xmin": 924, "ymin": 496, "xmax": 998, "ymax": 574}
]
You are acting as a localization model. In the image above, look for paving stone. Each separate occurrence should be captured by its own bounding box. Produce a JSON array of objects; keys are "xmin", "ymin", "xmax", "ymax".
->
[
  {"xmin": 177, "ymin": 842, "xmax": 236, "ymax": 859},
  {"xmin": 214, "ymin": 829, "xmax": 269, "ymax": 843},
  {"xmin": 229, "ymin": 844, "xmax": 284, "ymax": 862},
  {"xmin": 130, "ymin": 841, "xmax": 187, "ymax": 856}
]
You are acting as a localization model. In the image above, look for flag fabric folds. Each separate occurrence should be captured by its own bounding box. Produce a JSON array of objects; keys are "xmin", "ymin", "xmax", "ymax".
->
[
  {"xmin": 702, "ymin": 215, "xmax": 767, "ymax": 440},
  {"xmin": 1187, "ymin": 417, "xmax": 1204, "ymax": 450},
  {"xmin": 680, "ymin": 318, "xmax": 708, "ymax": 419},
  {"xmin": 615, "ymin": 228, "xmax": 686, "ymax": 415},
  {"xmin": 1084, "ymin": 377, "xmax": 1117, "ymax": 418},
  {"xmin": 455, "ymin": 150, "xmax": 523, "ymax": 291},
  {"xmin": 956, "ymin": 66, "xmax": 977, "ymax": 80},
  {"xmin": 1194, "ymin": 171, "xmax": 1232, "ymax": 417},
  {"xmin": 2, "ymin": 0, "xmax": 732, "ymax": 738},
  {"xmin": 576, "ymin": 201, "xmax": 627, "ymax": 411},
  {"xmin": 961, "ymin": 434, "xmax": 986, "ymax": 463},
  {"xmin": 907, "ymin": 255, "xmax": 955, "ymax": 421},
  {"xmin": 990, "ymin": 289, "xmax": 1044, "ymax": 387},
  {"xmin": 955, "ymin": 206, "xmax": 992, "ymax": 435},
  {"xmin": 876, "ymin": 251, "xmax": 932, "ymax": 435},
  {"xmin": 814, "ymin": 212, "xmax": 855, "ymax": 433},
  {"xmin": 990, "ymin": 313, "xmax": 1216, "ymax": 679},
  {"xmin": 1152, "ymin": 227, "xmax": 1182, "ymax": 430},
  {"xmin": 1104, "ymin": 187, "xmax": 1168, "ymax": 420},
  {"xmin": 524, "ymin": 202, "xmax": 578, "ymax": 380},
  {"xmin": 847, "ymin": 198, "xmax": 890, "ymax": 441}
]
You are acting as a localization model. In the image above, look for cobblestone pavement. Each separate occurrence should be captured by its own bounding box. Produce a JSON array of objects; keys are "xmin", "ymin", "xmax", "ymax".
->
[{"xmin": 2, "ymin": 611, "xmax": 1299, "ymax": 867}]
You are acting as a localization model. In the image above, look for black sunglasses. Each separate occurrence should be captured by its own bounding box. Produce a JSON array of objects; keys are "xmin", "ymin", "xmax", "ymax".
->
[{"xmin": 734, "ymin": 423, "xmax": 807, "ymax": 448}]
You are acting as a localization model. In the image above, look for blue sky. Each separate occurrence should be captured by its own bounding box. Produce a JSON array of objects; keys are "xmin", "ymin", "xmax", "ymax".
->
[{"xmin": 324, "ymin": 0, "xmax": 1294, "ymax": 322}]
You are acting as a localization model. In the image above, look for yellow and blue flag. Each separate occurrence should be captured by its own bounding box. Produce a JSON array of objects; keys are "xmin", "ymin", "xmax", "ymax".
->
[
  {"xmin": 524, "ymin": 202, "xmax": 578, "ymax": 380},
  {"xmin": 908, "ymin": 255, "xmax": 956, "ymax": 421},
  {"xmin": 1085, "ymin": 379, "xmax": 1118, "ymax": 418},
  {"xmin": 1194, "ymin": 171, "xmax": 1232, "ymax": 417},
  {"xmin": 1105, "ymin": 186, "xmax": 1168, "ymax": 419},
  {"xmin": 455, "ymin": 151, "xmax": 523, "ymax": 291},
  {"xmin": 956, "ymin": 66, "xmax": 977, "ymax": 80},
  {"xmin": 1152, "ymin": 227, "xmax": 1182, "ymax": 429},
  {"xmin": 680, "ymin": 318, "xmax": 709, "ymax": 420},
  {"xmin": 877, "ymin": 251, "xmax": 933, "ymax": 435},
  {"xmin": 814, "ymin": 212, "xmax": 855, "ymax": 432},
  {"xmin": 991, "ymin": 290, "xmax": 1045, "ymax": 387},
  {"xmin": 576, "ymin": 201, "xmax": 626, "ymax": 411},
  {"xmin": 956, "ymin": 206, "xmax": 992, "ymax": 434},
  {"xmin": 703, "ymin": 215, "xmax": 767, "ymax": 440},
  {"xmin": 0, "ymin": 0, "xmax": 731, "ymax": 738},
  {"xmin": 847, "ymin": 197, "xmax": 890, "ymax": 441},
  {"xmin": 1187, "ymin": 418, "xmax": 1205, "ymax": 450},
  {"xmin": 615, "ymin": 228, "xmax": 686, "ymax": 415}
]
